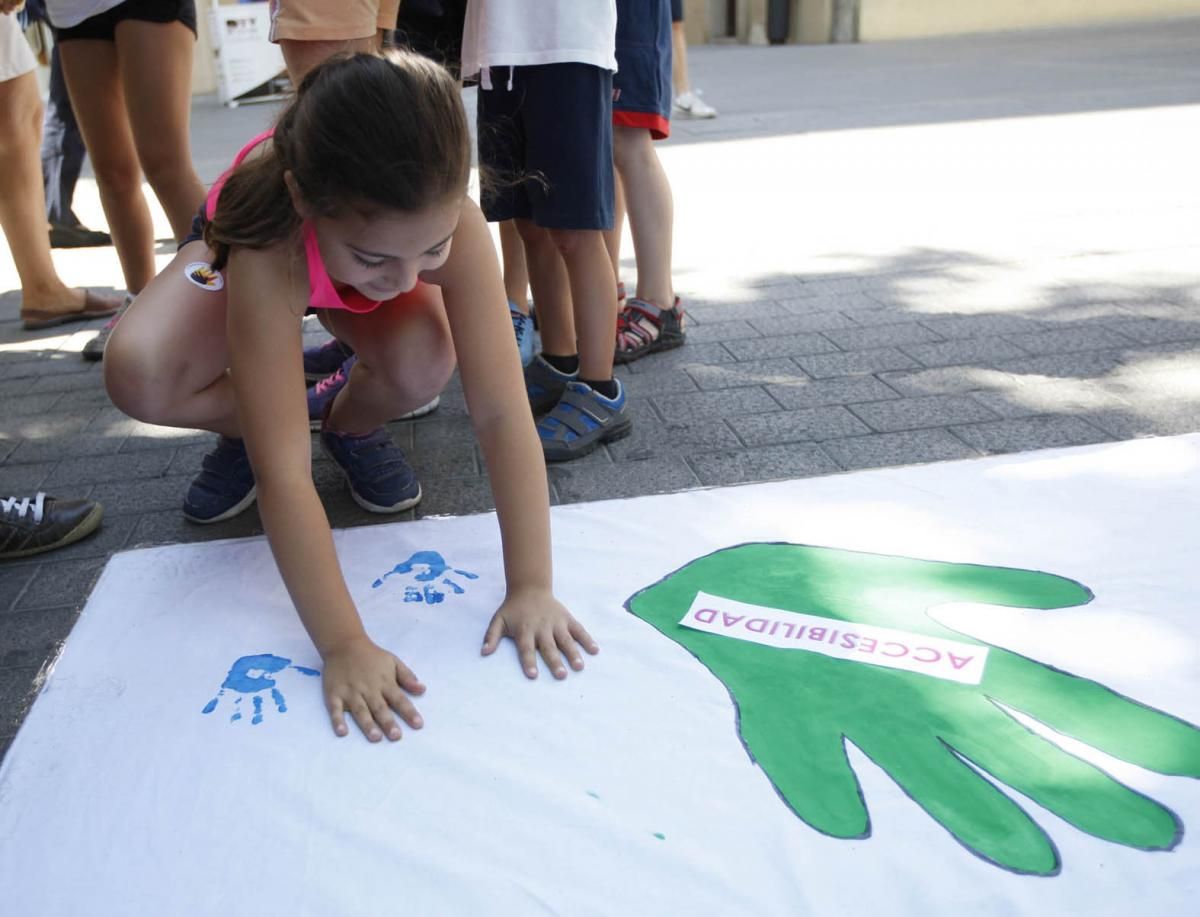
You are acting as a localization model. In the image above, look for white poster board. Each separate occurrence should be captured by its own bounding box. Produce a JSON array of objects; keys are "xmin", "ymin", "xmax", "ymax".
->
[
  {"xmin": 209, "ymin": 1, "xmax": 286, "ymax": 106},
  {"xmin": 1, "ymin": 436, "xmax": 1198, "ymax": 914}
]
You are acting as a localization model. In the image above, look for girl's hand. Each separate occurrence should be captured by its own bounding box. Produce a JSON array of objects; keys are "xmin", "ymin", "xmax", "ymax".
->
[
  {"xmin": 321, "ymin": 635, "xmax": 425, "ymax": 741},
  {"xmin": 481, "ymin": 588, "xmax": 600, "ymax": 679}
]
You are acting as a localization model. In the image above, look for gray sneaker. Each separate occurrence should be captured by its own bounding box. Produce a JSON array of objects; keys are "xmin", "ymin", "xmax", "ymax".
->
[
  {"xmin": 82, "ymin": 293, "xmax": 134, "ymax": 362},
  {"xmin": 1, "ymin": 493, "xmax": 104, "ymax": 559}
]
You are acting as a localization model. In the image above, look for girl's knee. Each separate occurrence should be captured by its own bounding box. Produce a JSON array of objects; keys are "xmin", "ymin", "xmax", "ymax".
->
[{"xmin": 547, "ymin": 228, "xmax": 595, "ymax": 258}]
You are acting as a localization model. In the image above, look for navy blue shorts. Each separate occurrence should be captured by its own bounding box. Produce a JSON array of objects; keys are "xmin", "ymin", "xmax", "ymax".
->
[
  {"xmin": 476, "ymin": 63, "xmax": 614, "ymax": 231},
  {"xmin": 671, "ymin": 0, "xmax": 683, "ymax": 23},
  {"xmin": 53, "ymin": 0, "xmax": 197, "ymax": 41},
  {"xmin": 613, "ymin": 0, "xmax": 672, "ymax": 140}
]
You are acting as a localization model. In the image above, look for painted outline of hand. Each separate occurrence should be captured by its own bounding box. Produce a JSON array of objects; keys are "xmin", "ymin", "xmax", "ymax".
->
[
  {"xmin": 371, "ymin": 550, "xmax": 479, "ymax": 604},
  {"xmin": 202, "ymin": 653, "xmax": 320, "ymax": 725},
  {"xmin": 626, "ymin": 543, "xmax": 1200, "ymax": 875}
]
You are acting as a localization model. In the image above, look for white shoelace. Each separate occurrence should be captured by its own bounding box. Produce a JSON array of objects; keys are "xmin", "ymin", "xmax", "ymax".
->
[{"xmin": 1, "ymin": 493, "xmax": 46, "ymax": 524}]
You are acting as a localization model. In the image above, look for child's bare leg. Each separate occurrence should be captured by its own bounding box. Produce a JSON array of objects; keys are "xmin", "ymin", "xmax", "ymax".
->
[
  {"xmin": 514, "ymin": 218, "xmax": 575, "ymax": 356},
  {"xmin": 321, "ymin": 284, "xmax": 455, "ymax": 434},
  {"xmin": 545, "ymin": 228, "xmax": 617, "ymax": 383},
  {"xmin": 499, "ymin": 219, "xmax": 530, "ymax": 311},
  {"xmin": 603, "ymin": 171, "xmax": 626, "ymax": 288},
  {"xmin": 613, "ymin": 125, "xmax": 674, "ymax": 308},
  {"xmin": 104, "ymin": 243, "xmax": 236, "ymax": 435}
]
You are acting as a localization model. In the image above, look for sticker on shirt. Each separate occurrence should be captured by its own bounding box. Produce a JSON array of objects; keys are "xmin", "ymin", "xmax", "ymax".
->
[{"xmin": 184, "ymin": 261, "xmax": 224, "ymax": 292}]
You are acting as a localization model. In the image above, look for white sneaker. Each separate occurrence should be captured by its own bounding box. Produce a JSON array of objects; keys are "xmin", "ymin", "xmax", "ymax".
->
[{"xmin": 673, "ymin": 90, "xmax": 718, "ymax": 119}]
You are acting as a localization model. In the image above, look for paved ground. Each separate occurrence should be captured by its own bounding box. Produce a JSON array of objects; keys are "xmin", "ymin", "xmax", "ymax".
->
[{"xmin": 3, "ymin": 18, "xmax": 1200, "ymax": 761}]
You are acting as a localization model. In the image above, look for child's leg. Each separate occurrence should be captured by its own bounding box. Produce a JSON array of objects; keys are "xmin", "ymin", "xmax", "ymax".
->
[
  {"xmin": 104, "ymin": 243, "xmax": 236, "ymax": 436},
  {"xmin": 57, "ymin": 38, "xmax": 156, "ymax": 293},
  {"xmin": 514, "ymin": 219, "xmax": 575, "ymax": 357},
  {"xmin": 114, "ymin": 19, "xmax": 206, "ymax": 241},
  {"xmin": 603, "ymin": 171, "xmax": 625, "ymax": 292},
  {"xmin": 319, "ymin": 283, "xmax": 455, "ymax": 434},
  {"xmin": 613, "ymin": 125, "xmax": 674, "ymax": 309},
  {"xmin": 545, "ymin": 229, "xmax": 617, "ymax": 385},
  {"xmin": 499, "ymin": 219, "xmax": 530, "ymax": 312}
]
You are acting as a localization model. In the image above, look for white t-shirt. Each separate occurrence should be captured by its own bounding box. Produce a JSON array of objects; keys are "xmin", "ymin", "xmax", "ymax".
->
[
  {"xmin": 45, "ymin": 1, "xmax": 125, "ymax": 30},
  {"xmin": 460, "ymin": 0, "xmax": 617, "ymax": 80}
]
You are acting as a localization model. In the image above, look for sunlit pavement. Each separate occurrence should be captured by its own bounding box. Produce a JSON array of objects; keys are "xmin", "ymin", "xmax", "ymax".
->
[{"xmin": 2, "ymin": 18, "xmax": 1199, "ymax": 754}]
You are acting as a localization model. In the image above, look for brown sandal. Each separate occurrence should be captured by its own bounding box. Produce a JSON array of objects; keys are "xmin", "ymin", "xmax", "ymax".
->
[{"xmin": 21, "ymin": 289, "xmax": 123, "ymax": 331}]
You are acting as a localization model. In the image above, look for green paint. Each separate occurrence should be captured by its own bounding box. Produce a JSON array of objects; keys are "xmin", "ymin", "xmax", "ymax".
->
[
  {"xmin": 653, "ymin": 833, "xmax": 666, "ymax": 840},
  {"xmin": 626, "ymin": 543, "xmax": 1200, "ymax": 875}
]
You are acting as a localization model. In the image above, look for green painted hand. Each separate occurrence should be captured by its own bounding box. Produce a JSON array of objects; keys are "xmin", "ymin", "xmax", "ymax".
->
[{"xmin": 626, "ymin": 543, "xmax": 1200, "ymax": 874}]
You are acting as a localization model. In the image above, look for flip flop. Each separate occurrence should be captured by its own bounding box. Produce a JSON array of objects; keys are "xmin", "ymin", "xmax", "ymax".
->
[{"xmin": 21, "ymin": 289, "xmax": 124, "ymax": 331}]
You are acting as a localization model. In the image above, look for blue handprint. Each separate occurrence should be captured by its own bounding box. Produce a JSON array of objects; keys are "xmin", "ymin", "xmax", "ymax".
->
[
  {"xmin": 202, "ymin": 653, "xmax": 320, "ymax": 725},
  {"xmin": 372, "ymin": 550, "xmax": 479, "ymax": 604}
]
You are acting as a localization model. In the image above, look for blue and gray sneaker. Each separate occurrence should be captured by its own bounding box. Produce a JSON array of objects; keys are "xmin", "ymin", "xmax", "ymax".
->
[
  {"xmin": 308, "ymin": 354, "xmax": 440, "ymax": 430},
  {"xmin": 537, "ymin": 380, "xmax": 632, "ymax": 462},
  {"xmin": 510, "ymin": 300, "xmax": 536, "ymax": 367},
  {"xmin": 303, "ymin": 338, "xmax": 355, "ymax": 383},
  {"xmin": 183, "ymin": 436, "xmax": 257, "ymax": 524},
  {"xmin": 320, "ymin": 424, "xmax": 422, "ymax": 513},
  {"xmin": 524, "ymin": 354, "xmax": 577, "ymax": 415}
]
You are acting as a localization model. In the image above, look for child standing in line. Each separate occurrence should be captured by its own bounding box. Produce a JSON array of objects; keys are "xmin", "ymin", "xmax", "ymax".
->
[
  {"xmin": 609, "ymin": 0, "xmax": 687, "ymax": 364},
  {"xmin": 104, "ymin": 52, "xmax": 597, "ymax": 742},
  {"xmin": 464, "ymin": 0, "xmax": 631, "ymax": 462}
]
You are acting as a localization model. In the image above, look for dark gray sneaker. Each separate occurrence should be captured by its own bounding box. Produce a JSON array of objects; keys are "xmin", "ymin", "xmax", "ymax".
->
[
  {"xmin": 82, "ymin": 293, "xmax": 133, "ymax": 362},
  {"xmin": 1, "ymin": 493, "xmax": 104, "ymax": 559}
]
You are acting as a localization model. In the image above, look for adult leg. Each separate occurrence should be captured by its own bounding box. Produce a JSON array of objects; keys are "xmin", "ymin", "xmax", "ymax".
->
[
  {"xmin": 58, "ymin": 38, "xmax": 155, "ymax": 292},
  {"xmin": 613, "ymin": 125, "xmax": 674, "ymax": 308},
  {"xmin": 0, "ymin": 70, "xmax": 86, "ymax": 315},
  {"xmin": 115, "ymin": 19, "xmax": 205, "ymax": 241},
  {"xmin": 104, "ymin": 243, "xmax": 237, "ymax": 436}
]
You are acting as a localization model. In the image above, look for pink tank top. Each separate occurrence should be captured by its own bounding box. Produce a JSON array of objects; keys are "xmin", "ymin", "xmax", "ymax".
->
[{"xmin": 206, "ymin": 130, "xmax": 417, "ymax": 314}]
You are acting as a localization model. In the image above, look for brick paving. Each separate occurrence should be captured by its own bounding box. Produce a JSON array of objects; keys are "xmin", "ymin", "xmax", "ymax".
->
[{"xmin": 3, "ymin": 18, "xmax": 1200, "ymax": 760}]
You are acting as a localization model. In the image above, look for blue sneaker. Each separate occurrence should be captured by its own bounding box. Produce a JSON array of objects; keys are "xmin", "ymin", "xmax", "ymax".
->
[
  {"xmin": 524, "ymin": 355, "xmax": 577, "ymax": 415},
  {"xmin": 303, "ymin": 338, "xmax": 354, "ymax": 383},
  {"xmin": 510, "ymin": 300, "xmax": 536, "ymax": 367},
  {"xmin": 537, "ymin": 380, "xmax": 632, "ymax": 462},
  {"xmin": 308, "ymin": 355, "xmax": 440, "ymax": 430},
  {"xmin": 320, "ymin": 424, "xmax": 422, "ymax": 513},
  {"xmin": 183, "ymin": 436, "xmax": 257, "ymax": 524}
]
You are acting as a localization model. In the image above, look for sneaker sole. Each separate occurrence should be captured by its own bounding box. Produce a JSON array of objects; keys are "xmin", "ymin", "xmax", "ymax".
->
[
  {"xmin": 2, "ymin": 503, "xmax": 105, "ymax": 559},
  {"xmin": 348, "ymin": 483, "xmax": 423, "ymax": 514},
  {"xmin": 308, "ymin": 396, "xmax": 441, "ymax": 432},
  {"xmin": 183, "ymin": 485, "xmax": 259, "ymax": 525},
  {"xmin": 542, "ymin": 415, "xmax": 633, "ymax": 463}
]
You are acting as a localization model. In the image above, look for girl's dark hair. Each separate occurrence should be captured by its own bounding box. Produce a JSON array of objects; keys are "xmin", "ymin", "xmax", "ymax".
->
[{"xmin": 204, "ymin": 50, "xmax": 471, "ymax": 270}]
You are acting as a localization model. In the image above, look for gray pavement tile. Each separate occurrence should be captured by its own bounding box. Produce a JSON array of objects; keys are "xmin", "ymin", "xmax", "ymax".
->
[
  {"xmin": 0, "ymin": 391, "xmax": 62, "ymax": 418},
  {"xmin": 409, "ymin": 440, "xmax": 480, "ymax": 479},
  {"xmin": 0, "ymin": 607, "xmax": 78, "ymax": 669},
  {"xmin": 794, "ymin": 347, "xmax": 922, "ymax": 379},
  {"xmin": 788, "ymin": 276, "xmax": 878, "ymax": 297},
  {"xmin": 687, "ymin": 443, "xmax": 840, "ymax": 487},
  {"xmin": 1085, "ymin": 399, "xmax": 1200, "ymax": 439},
  {"xmin": 779, "ymin": 291, "xmax": 891, "ymax": 314},
  {"xmin": 686, "ymin": 358, "xmax": 810, "ymax": 391},
  {"xmin": 5, "ymin": 412, "xmax": 95, "ymax": 439},
  {"xmin": 548, "ymin": 458, "xmax": 702, "ymax": 503},
  {"xmin": 0, "ymin": 376, "xmax": 35, "ymax": 397},
  {"xmin": 918, "ymin": 313, "xmax": 1047, "ymax": 339},
  {"xmin": 624, "ymin": 341, "xmax": 736, "ymax": 373},
  {"xmin": 43, "ymin": 449, "xmax": 176, "ymax": 488},
  {"xmin": 821, "ymin": 429, "xmax": 981, "ymax": 471},
  {"xmin": 729, "ymin": 406, "xmax": 871, "ymax": 445},
  {"xmin": 995, "ymin": 349, "xmax": 1129, "ymax": 381},
  {"xmin": 86, "ymin": 475, "xmax": 195, "ymax": 516},
  {"xmin": 652, "ymin": 387, "xmax": 781, "ymax": 423},
  {"xmin": 10, "ymin": 433, "xmax": 127, "ymax": 464},
  {"xmin": 25, "ymin": 365, "xmax": 105, "ymax": 394},
  {"xmin": 617, "ymin": 367, "xmax": 700, "ymax": 397},
  {"xmin": 950, "ymin": 416, "xmax": 1113, "ymax": 454},
  {"xmin": 848, "ymin": 395, "xmax": 1000, "ymax": 433},
  {"xmin": 822, "ymin": 322, "xmax": 944, "ymax": 351},
  {"xmin": 684, "ymin": 300, "xmax": 792, "ymax": 323},
  {"xmin": 683, "ymin": 320, "xmax": 764, "ymax": 344},
  {"xmin": 606, "ymin": 416, "xmax": 740, "ymax": 462},
  {"xmin": 1001, "ymin": 326, "xmax": 1137, "ymax": 356},
  {"xmin": 0, "ymin": 353, "xmax": 95, "ymax": 382},
  {"xmin": 14, "ymin": 557, "xmax": 107, "ymax": 611},
  {"xmin": 120, "ymin": 431, "xmax": 212, "ymax": 453},
  {"xmin": 166, "ymin": 441, "xmax": 216, "ymax": 476},
  {"xmin": 724, "ymin": 332, "xmax": 840, "ymax": 361},
  {"xmin": 1108, "ymin": 318, "xmax": 1200, "ymax": 345},
  {"xmin": 0, "ymin": 564, "xmax": 36, "ymax": 612},
  {"xmin": 900, "ymin": 336, "xmax": 1030, "ymax": 368},
  {"xmin": 49, "ymin": 386, "xmax": 116, "ymax": 412},
  {"xmin": 416, "ymin": 475, "xmax": 496, "ymax": 518},
  {"xmin": 845, "ymin": 308, "xmax": 938, "ymax": 327},
  {"xmin": 0, "ymin": 668, "xmax": 40, "ymax": 734},
  {"xmin": 969, "ymin": 382, "xmax": 1134, "ymax": 420},
  {"xmin": 128, "ymin": 507, "xmax": 264, "ymax": 550},
  {"xmin": 324, "ymin": 498, "xmax": 416, "ymax": 530},
  {"xmin": 747, "ymin": 312, "xmax": 858, "ymax": 335},
  {"xmin": 413, "ymin": 418, "xmax": 479, "ymax": 449},
  {"xmin": 0, "ymin": 462, "xmax": 56, "ymax": 492},
  {"xmin": 766, "ymin": 376, "xmax": 901, "ymax": 410},
  {"xmin": 0, "ymin": 439, "xmax": 17, "ymax": 462}
]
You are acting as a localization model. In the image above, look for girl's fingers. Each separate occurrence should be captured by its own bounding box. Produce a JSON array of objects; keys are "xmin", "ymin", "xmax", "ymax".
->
[
  {"xmin": 555, "ymin": 625, "xmax": 585, "ymax": 671},
  {"xmin": 536, "ymin": 630, "xmax": 567, "ymax": 680},
  {"xmin": 327, "ymin": 695, "xmax": 350, "ymax": 737},
  {"xmin": 517, "ymin": 631, "xmax": 539, "ymax": 679},
  {"xmin": 367, "ymin": 695, "xmax": 402, "ymax": 742},
  {"xmin": 383, "ymin": 683, "xmax": 424, "ymax": 730},
  {"xmin": 568, "ymin": 618, "xmax": 599, "ymax": 655},
  {"xmin": 393, "ymin": 658, "xmax": 426, "ymax": 696},
  {"xmin": 348, "ymin": 698, "xmax": 384, "ymax": 742},
  {"xmin": 481, "ymin": 614, "xmax": 505, "ymax": 656}
]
